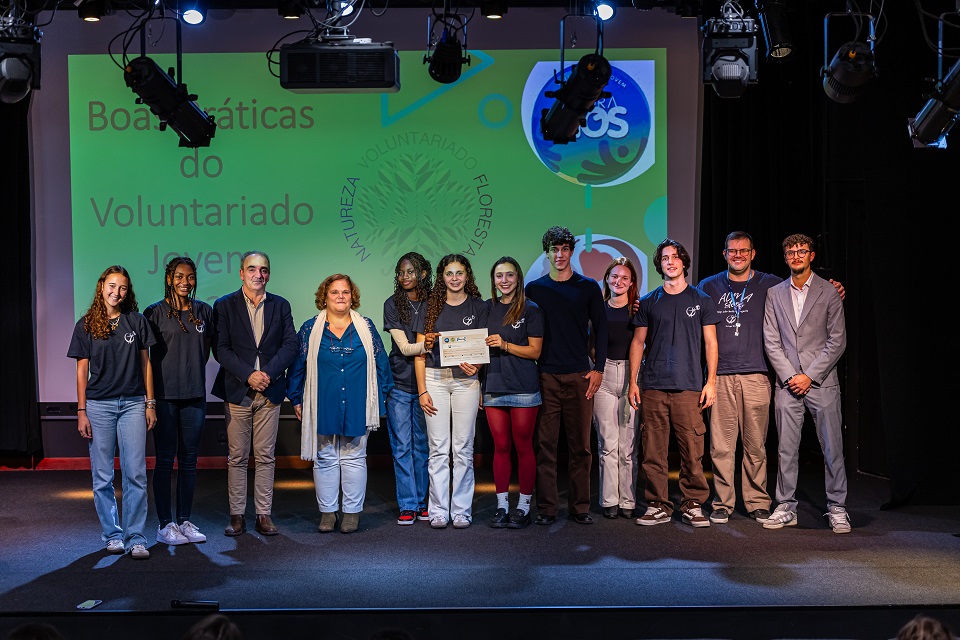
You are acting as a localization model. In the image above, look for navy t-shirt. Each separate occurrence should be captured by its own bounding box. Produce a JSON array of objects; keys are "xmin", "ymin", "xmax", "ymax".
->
[
  {"xmin": 483, "ymin": 299, "xmax": 544, "ymax": 394},
  {"xmin": 630, "ymin": 285, "xmax": 719, "ymax": 392},
  {"xmin": 604, "ymin": 302, "xmax": 634, "ymax": 361},
  {"xmin": 696, "ymin": 270, "xmax": 781, "ymax": 375},
  {"xmin": 525, "ymin": 272, "xmax": 608, "ymax": 374},
  {"xmin": 382, "ymin": 295, "xmax": 426, "ymax": 394},
  {"xmin": 67, "ymin": 312, "xmax": 157, "ymax": 400},
  {"xmin": 144, "ymin": 299, "xmax": 214, "ymax": 399},
  {"xmin": 424, "ymin": 296, "xmax": 489, "ymax": 369}
]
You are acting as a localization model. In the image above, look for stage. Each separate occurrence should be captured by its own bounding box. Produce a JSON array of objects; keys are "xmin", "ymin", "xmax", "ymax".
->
[{"xmin": 1, "ymin": 460, "xmax": 958, "ymax": 639}]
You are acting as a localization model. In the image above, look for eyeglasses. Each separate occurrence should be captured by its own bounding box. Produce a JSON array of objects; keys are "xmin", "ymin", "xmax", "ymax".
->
[
  {"xmin": 724, "ymin": 248, "xmax": 752, "ymax": 256},
  {"xmin": 785, "ymin": 249, "xmax": 811, "ymax": 258}
]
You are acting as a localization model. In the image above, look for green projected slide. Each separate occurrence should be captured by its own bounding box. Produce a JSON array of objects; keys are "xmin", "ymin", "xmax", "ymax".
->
[{"xmin": 69, "ymin": 48, "xmax": 666, "ymax": 330}]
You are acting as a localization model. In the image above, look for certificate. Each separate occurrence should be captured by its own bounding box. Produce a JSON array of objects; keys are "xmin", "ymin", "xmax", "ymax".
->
[{"xmin": 438, "ymin": 329, "xmax": 490, "ymax": 367}]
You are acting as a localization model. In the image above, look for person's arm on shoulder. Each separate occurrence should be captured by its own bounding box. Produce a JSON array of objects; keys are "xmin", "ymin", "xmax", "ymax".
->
[
  {"xmin": 829, "ymin": 278, "xmax": 846, "ymax": 301},
  {"xmin": 388, "ymin": 329, "xmax": 426, "ymax": 356}
]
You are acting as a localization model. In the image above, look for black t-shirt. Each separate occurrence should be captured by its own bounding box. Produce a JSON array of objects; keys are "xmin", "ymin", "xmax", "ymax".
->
[
  {"xmin": 424, "ymin": 296, "xmax": 489, "ymax": 369},
  {"xmin": 67, "ymin": 312, "xmax": 157, "ymax": 400},
  {"xmin": 483, "ymin": 298, "xmax": 544, "ymax": 394},
  {"xmin": 604, "ymin": 302, "xmax": 635, "ymax": 361},
  {"xmin": 144, "ymin": 299, "xmax": 214, "ymax": 400},
  {"xmin": 382, "ymin": 295, "xmax": 427, "ymax": 394}
]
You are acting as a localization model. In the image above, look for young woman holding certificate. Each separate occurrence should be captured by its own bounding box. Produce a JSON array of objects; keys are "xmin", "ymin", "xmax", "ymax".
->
[{"xmin": 416, "ymin": 254, "xmax": 489, "ymax": 530}]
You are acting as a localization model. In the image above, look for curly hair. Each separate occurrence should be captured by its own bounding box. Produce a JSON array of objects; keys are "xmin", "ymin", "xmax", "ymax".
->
[
  {"xmin": 424, "ymin": 254, "xmax": 482, "ymax": 333},
  {"xmin": 83, "ymin": 265, "xmax": 138, "ymax": 340},
  {"xmin": 653, "ymin": 238, "xmax": 691, "ymax": 279},
  {"xmin": 392, "ymin": 252, "xmax": 433, "ymax": 326},
  {"xmin": 315, "ymin": 274, "xmax": 361, "ymax": 311},
  {"xmin": 489, "ymin": 256, "xmax": 528, "ymax": 326},
  {"xmin": 782, "ymin": 233, "xmax": 814, "ymax": 253},
  {"xmin": 163, "ymin": 256, "xmax": 202, "ymax": 333},
  {"xmin": 541, "ymin": 225, "xmax": 577, "ymax": 252},
  {"xmin": 601, "ymin": 256, "xmax": 639, "ymax": 303}
]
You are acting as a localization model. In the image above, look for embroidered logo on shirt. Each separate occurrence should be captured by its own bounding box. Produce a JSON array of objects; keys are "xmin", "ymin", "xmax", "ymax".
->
[
  {"xmin": 124, "ymin": 331, "xmax": 137, "ymax": 344},
  {"xmin": 511, "ymin": 317, "xmax": 526, "ymax": 330},
  {"xmin": 196, "ymin": 321, "xmax": 205, "ymax": 333},
  {"xmin": 462, "ymin": 315, "xmax": 476, "ymax": 327},
  {"xmin": 686, "ymin": 305, "xmax": 700, "ymax": 318}
]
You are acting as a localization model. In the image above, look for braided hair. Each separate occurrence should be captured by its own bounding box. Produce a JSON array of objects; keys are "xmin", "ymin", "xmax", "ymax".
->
[
  {"xmin": 82, "ymin": 265, "xmax": 139, "ymax": 340},
  {"xmin": 424, "ymin": 254, "xmax": 482, "ymax": 334},
  {"xmin": 391, "ymin": 252, "xmax": 433, "ymax": 326},
  {"xmin": 163, "ymin": 256, "xmax": 201, "ymax": 333}
]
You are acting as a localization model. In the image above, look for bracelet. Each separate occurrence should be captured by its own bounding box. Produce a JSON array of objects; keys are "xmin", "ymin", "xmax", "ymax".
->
[
  {"xmin": 77, "ymin": 408, "xmax": 85, "ymax": 412},
  {"xmin": 418, "ymin": 391, "xmax": 427, "ymax": 397},
  {"xmin": 503, "ymin": 342, "xmax": 509, "ymax": 355}
]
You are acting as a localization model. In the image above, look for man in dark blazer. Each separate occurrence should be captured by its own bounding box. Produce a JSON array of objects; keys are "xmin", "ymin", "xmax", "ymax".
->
[
  {"xmin": 213, "ymin": 250, "xmax": 297, "ymax": 537},
  {"xmin": 762, "ymin": 233, "xmax": 848, "ymax": 534}
]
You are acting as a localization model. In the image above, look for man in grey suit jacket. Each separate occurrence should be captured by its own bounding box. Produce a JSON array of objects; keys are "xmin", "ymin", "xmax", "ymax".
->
[{"xmin": 762, "ymin": 233, "xmax": 849, "ymax": 533}]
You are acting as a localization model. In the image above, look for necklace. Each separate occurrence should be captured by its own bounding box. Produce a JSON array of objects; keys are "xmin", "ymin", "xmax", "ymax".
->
[
  {"xmin": 608, "ymin": 299, "xmax": 628, "ymax": 309},
  {"xmin": 409, "ymin": 299, "xmax": 422, "ymax": 316},
  {"xmin": 108, "ymin": 315, "xmax": 121, "ymax": 330}
]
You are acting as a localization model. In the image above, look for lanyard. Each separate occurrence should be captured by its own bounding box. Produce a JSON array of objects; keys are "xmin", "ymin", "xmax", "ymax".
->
[{"xmin": 725, "ymin": 270, "xmax": 753, "ymax": 336}]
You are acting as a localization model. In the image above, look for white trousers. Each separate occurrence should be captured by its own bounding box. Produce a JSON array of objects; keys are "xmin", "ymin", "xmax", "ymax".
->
[
  {"xmin": 424, "ymin": 367, "xmax": 479, "ymax": 521},
  {"xmin": 313, "ymin": 432, "xmax": 369, "ymax": 514}
]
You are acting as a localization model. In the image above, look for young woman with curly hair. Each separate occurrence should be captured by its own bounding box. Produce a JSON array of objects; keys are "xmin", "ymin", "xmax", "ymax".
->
[
  {"xmin": 67, "ymin": 265, "xmax": 157, "ymax": 559},
  {"xmin": 382, "ymin": 252, "xmax": 433, "ymax": 525},
  {"xmin": 143, "ymin": 256, "xmax": 214, "ymax": 546},
  {"xmin": 415, "ymin": 254, "xmax": 488, "ymax": 529}
]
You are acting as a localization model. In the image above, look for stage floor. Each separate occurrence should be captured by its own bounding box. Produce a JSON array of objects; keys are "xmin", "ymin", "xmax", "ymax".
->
[{"xmin": 1, "ymin": 461, "xmax": 958, "ymax": 639}]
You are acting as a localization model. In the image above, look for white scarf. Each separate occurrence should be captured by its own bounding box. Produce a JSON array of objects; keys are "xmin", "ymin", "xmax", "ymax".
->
[{"xmin": 300, "ymin": 309, "xmax": 380, "ymax": 461}]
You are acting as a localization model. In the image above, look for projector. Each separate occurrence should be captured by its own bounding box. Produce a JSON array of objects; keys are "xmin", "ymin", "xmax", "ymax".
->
[{"xmin": 280, "ymin": 37, "xmax": 400, "ymax": 93}]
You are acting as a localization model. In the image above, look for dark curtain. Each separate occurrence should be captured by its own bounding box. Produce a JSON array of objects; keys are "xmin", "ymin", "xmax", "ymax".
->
[
  {"xmin": 0, "ymin": 95, "xmax": 41, "ymax": 458},
  {"xmin": 700, "ymin": 1, "xmax": 957, "ymax": 506}
]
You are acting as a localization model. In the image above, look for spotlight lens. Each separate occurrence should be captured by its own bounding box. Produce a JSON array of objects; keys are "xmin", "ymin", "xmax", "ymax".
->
[
  {"xmin": 182, "ymin": 9, "xmax": 204, "ymax": 24},
  {"xmin": 595, "ymin": 2, "xmax": 614, "ymax": 21}
]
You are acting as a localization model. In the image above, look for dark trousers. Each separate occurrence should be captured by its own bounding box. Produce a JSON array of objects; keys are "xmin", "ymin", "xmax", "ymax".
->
[
  {"xmin": 535, "ymin": 372, "xmax": 594, "ymax": 517},
  {"xmin": 152, "ymin": 398, "xmax": 207, "ymax": 526}
]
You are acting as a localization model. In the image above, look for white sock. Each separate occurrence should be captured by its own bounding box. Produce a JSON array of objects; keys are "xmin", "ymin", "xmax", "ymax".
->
[
  {"xmin": 517, "ymin": 493, "xmax": 532, "ymax": 515},
  {"xmin": 497, "ymin": 492, "xmax": 509, "ymax": 510}
]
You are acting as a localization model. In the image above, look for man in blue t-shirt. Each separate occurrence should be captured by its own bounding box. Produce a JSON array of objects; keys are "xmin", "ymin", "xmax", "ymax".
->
[
  {"xmin": 525, "ymin": 226, "xmax": 608, "ymax": 525},
  {"xmin": 628, "ymin": 238, "xmax": 719, "ymax": 528}
]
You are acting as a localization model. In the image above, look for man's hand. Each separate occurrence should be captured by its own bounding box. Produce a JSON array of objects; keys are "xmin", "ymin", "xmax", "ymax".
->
[
  {"xmin": 787, "ymin": 373, "xmax": 812, "ymax": 396},
  {"xmin": 247, "ymin": 370, "xmax": 271, "ymax": 393},
  {"xmin": 584, "ymin": 370, "xmax": 602, "ymax": 399},
  {"xmin": 829, "ymin": 278, "xmax": 846, "ymax": 301}
]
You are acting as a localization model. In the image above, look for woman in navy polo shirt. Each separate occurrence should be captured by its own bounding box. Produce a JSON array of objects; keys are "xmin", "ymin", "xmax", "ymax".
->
[
  {"xmin": 143, "ymin": 256, "xmax": 214, "ymax": 546},
  {"xmin": 68, "ymin": 265, "xmax": 156, "ymax": 560},
  {"xmin": 415, "ymin": 254, "xmax": 488, "ymax": 530},
  {"xmin": 482, "ymin": 257, "xmax": 543, "ymax": 529}
]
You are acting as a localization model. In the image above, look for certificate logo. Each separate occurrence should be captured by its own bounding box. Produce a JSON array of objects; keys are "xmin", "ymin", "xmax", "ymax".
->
[{"xmin": 521, "ymin": 60, "xmax": 655, "ymax": 187}]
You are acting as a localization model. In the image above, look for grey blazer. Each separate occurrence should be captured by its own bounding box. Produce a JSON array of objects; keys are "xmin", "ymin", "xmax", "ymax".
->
[{"xmin": 763, "ymin": 272, "xmax": 846, "ymax": 388}]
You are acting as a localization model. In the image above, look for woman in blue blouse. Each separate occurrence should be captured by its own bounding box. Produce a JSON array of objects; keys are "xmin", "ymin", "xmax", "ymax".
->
[{"xmin": 287, "ymin": 274, "xmax": 393, "ymax": 534}]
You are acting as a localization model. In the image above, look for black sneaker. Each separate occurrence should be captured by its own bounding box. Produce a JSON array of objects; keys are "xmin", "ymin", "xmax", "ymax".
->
[
  {"xmin": 749, "ymin": 508, "xmax": 772, "ymax": 524},
  {"xmin": 506, "ymin": 509, "xmax": 531, "ymax": 529},
  {"xmin": 489, "ymin": 508, "xmax": 510, "ymax": 528},
  {"xmin": 709, "ymin": 508, "xmax": 729, "ymax": 524}
]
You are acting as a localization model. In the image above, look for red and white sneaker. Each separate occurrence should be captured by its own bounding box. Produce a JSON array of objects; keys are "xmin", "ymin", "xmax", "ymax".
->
[
  {"xmin": 417, "ymin": 507, "xmax": 430, "ymax": 521},
  {"xmin": 397, "ymin": 510, "xmax": 416, "ymax": 526}
]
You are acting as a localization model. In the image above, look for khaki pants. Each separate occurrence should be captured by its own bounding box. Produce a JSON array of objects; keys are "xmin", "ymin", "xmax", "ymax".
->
[{"xmin": 225, "ymin": 393, "xmax": 281, "ymax": 516}]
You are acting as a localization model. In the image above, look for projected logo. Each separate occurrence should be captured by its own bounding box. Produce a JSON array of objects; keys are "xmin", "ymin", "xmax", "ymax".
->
[
  {"xmin": 521, "ymin": 60, "xmax": 655, "ymax": 187},
  {"xmin": 527, "ymin": 233, "xmax": 649, "ymax": 296}
]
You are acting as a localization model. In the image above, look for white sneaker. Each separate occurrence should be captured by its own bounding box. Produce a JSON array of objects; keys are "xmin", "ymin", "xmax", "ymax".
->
[
  {"xmin": 157, "ymin": 522, "xmax": 189, "ymax": 545},
  {"xmin": 762, "ymin": 504, "xmax": 797, "ymax": 530},
  {"xmin": 129, "ymin": 543, "xmax": 150, "ymax": 559},
  {"xmin": 825, "ymin": 506, "xmax": 851, "ymax": 534},
  {"xmin": 452, "ymin": 514, "xmax": 471, "ymax": 529},
  {"xmin": 105, "ymin": 539, "xmax": 125, "ymax": 554},
  {"xmin": 429, "ymin": 516, "xmax": 448, "ymax": 529},
  {"xmin": 179, "ymin": 521, "xmax": 207, "ymax": 543}
]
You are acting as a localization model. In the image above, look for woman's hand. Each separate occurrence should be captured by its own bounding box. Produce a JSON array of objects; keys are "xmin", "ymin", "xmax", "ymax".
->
[
  {"xmin": 423, "ymin": 332, "xmax": 440, "ymax": 351},
  {"xmin": 459, "ymin": 362, "xmax": 478, "ymax": 376},
  {"xmin": 485, "ymin": 334, "xmax": 504, "ymax": 350},
  {"xmin": 419, "ymin": 392, "xmax": 437, "ymax": 417},
  {"xmin": 294, "ymin": 404, "xmax": 302, "ymax": 421},
  {"xmin": 78, "ymin": 412, "xmax": 92, "ymax": 439},
  {"xmin": 146, "ymin": 407, "xmax": 157, "ymax": 431}
]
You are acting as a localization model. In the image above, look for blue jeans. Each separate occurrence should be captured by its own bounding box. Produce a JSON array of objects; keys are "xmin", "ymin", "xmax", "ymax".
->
[
  {"xmin": 86, "ymin": 396, "xmax": 149, "ymax": 549},
  {"xmin": 385, "ymin": 388, "xmax": 429, "ymax": 512},
  {"xmin": 152, "ymin": 398, "xmax": 206, "ymax": 526}
]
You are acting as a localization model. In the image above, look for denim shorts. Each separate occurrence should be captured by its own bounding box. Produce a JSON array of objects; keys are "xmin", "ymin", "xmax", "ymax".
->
[{"xmin": 482, "ymin": 391, "xmax": 542, "ymax": 408}]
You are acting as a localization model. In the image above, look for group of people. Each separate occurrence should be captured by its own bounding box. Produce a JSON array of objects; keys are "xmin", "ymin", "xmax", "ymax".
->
[{"xmin": 68, "ymin": 226, "xmax": 851, "ymax": 559}]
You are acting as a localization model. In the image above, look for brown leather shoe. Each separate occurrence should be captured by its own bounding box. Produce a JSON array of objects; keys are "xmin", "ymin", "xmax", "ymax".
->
[
  {"xmin": 224, "ymin": 514, "xmax": 245, "ymax": 536},
  {"xmin": 255, "ymin": 514, "xmax": 279, "ymax": 536}
]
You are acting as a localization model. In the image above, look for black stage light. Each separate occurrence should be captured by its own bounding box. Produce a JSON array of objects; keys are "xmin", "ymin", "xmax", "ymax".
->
[
  {"xmin": 757, "ymin": 0, "xmax": 792, "ymax": 59},
  {"xmin": 425, "ymin": 25, "xmax": 470, "ymax": 84},
  {"xmin": 78, "ymin": 0, "xmax": 108, "ymax": 22},
  {"xmin": 540, "ymin": 52, "xmax": 612, "ymax": 144},
  {"xmin": 278, "ymin": 0, "xmax": 303, "ymax": 19},
  {"xmin": 480, "ymin": 0, "xmax": 507, "ymax": 19},
  {"xmin": 909, "ymin": 57, "xmax": 960, "ymax": 148},
  {"xmin": 702, "ymin": 16, "xmax": 758, "ymax": 98},
  {"xmin": 0, "ymin": 33, "xmax": 40, "ymax": 104},
  {"xmin": 821, "ymin": 40, "xmax": 875, "ymax": 103},
  {"xmin": 123, "ymin": 56, "xmax": 216, "ymax": 147}
]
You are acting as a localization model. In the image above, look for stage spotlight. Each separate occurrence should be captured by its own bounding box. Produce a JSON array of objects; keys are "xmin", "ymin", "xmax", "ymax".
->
[
  {"xmin": 702, "ymin": 16, "xmax": 758, "ymax": 98},
  {"xmin": 908, "ymin": 57, "xmax": 960, "ymax": 148},
  {"xmin": 821, "ymin": 41, "xmax": 875, "ymax": 103},
  {"xmin": 331, "ymin": 0, "xmax": 354, "ymax": 17},
  {"xmin": 595, "ymin": 1, "xmax": 615, "ymax": 21},
  {"xmin": 181, "ymin": 1, "xmax": 205, "ymax": 25},
  {"xmin": 0, "ymin": 32, "xmax": 41, "ymax": 104},
  {"xmin": 278, "ymin": 0, "xmax": 303, "ymax": 19},
  {"xmin": 123, "ymin": 56, "xmax": 216, "ymax": 147},
  {"xmin": 480, "ymin": 0, "xmax": 507, "ymax": 19},
  {"xmin": 757, "ymin": 0, "xmax": 792, "ymax": 59},
  {"xmin": 540, "ymin": 52, "xmax": 612, "ymax": 144},
  {"xmin": 425, "ymin": 26, "xmax": 469, "ymax": 84},
  {"xmin": 78, "ymin": 0, "xmax": 108, "ymax": 22}
]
